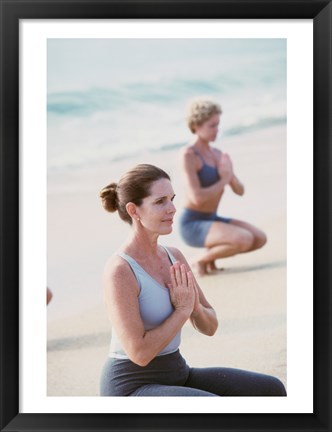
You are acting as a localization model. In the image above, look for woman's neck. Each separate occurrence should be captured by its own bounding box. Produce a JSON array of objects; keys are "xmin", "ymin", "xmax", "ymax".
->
[
  {"xmin": 124, "ymin": 230, "xmax": 160, "ymax": 259},
  {"xmin": 194, "ymin": 136, "xmax": 210, "ymax": 149}
]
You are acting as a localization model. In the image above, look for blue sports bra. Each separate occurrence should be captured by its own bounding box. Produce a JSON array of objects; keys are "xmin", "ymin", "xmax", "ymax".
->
[
  {"xmin": 109, "ymin": 246, "xmax": 181, "ymax": 359},
  {"xmin": 193, "ymin": 148, "xmax": 220, "ymax": 187}
]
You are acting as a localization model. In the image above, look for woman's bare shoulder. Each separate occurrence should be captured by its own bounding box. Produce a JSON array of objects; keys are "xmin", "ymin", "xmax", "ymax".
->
[
  {"xmin": 181, "ymin": 145, "xmax": 196, "ymax": 159},
  {"xmin": 103, "ymin": 253, "xmax": 139, "ymax": 295},
  {"xmin": 103, "ymin": 254, "xmax": 132, "ymax": 280},
  {"xmin": 181, "ymin": 146, "xmax": 201, "ymax": 172},
  {"xmin": 212, "ymin": 147, "xmax": 222, "ymax": 158}
]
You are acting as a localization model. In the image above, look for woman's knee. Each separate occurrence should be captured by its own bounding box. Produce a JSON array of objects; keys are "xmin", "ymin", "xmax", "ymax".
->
[
  {"xmin": 237, "ymin": 231, "xmax": 255, "ymax": 252},
  {"xmin": 254, "ymin": 230, "xmax": 267, "ymax": 250},
  {"xmin": 266, "ymin": 376, "xmax": 287, "ymax": 396},
  {"xmin": 238, "ymin": 229, "xmax": 267, "ymax": 252}
]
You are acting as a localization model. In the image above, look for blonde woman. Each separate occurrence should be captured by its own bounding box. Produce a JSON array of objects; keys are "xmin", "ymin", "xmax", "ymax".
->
[{"xmin": 179, "ymin": 99, "xmax": 267, "ymax": 276}]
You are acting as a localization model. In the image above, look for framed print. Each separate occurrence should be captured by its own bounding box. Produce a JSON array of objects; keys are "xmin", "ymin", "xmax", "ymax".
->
[{"xmin": 1, "ymin": 0, "xmax": 331, "ymax": 431}]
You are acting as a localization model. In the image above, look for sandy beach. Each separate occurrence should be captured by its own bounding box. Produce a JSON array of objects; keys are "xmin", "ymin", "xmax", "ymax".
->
[{"xmin": 47, "ymin": 123, "xmax": 287, "ymax": 397}]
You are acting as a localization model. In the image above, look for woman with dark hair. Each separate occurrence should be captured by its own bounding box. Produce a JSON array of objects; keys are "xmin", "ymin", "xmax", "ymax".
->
[{"xmin": 99, "ymin": 163, "xmax": 286, "ymax": 397}]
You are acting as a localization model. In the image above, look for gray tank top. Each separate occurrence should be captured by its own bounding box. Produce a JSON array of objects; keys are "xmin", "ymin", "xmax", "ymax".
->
[
  {"xmin": 109, "ymin": 246, "xmax": 181, "ymax": 359},
  {"xmin": 193, "ymin": 148, "xmax": 221, "ymax": 187}
]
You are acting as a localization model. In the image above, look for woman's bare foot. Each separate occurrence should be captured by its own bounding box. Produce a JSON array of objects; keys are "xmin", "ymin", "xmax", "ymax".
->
[
  {"xmin": 191, "ymin": 261, "xmax": 208, "ymax": 277},
  {"xmin": 207, "ymin": 261, "xmax": 224, "ymax": 272}
]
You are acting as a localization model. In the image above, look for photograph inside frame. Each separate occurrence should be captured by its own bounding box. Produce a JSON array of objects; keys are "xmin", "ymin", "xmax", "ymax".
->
[{"xmin": 46, "ymin": 36, "xmax": 287, "ymax": 401}]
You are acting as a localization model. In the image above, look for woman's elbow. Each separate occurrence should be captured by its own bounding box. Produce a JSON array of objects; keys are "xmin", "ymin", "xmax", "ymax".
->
[
  {"xmin": 207, "ymin": 322, "xmax": 218, "ymax": 336},
  {"xmin": 132, "ymin": 356, "xmax": 151, "ymax": 367},
  {"xmin": 208, "ymin": 327, "xmax": 217, "ymax": 336},
  {"xmin": 126, "ymin": 344, "xmax": 154, "ymax": 367},
  {"xmin": 127, "ymin": 351, "xmax": 151, "ymax": 367},
  {"xmin": 232, "ymin": 185, "xmax": 244, "ymax": 196},
  {"xmin": 198, "ymin": 315, "xmax": 218, "ymax": 336},
  {"xmin": 208, "ymin": 316, "xmax": 219, "ymax": 336}
]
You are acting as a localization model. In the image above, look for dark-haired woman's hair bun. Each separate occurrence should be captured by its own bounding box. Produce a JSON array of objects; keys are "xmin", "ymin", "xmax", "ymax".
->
[
  {"xmin": 100, "ymin": 164, "xmax": 171, "ymax": 224},
  {"xmin": 99, "ymin": 182, "xmax": 119, "ymax": 213}
]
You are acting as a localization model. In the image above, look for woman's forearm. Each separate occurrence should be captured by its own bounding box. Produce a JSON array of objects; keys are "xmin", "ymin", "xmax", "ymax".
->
[
  {"xmin": 127, "ymin": 308, "xmax": 190, "ymax": 367},
  {"xmin": 230, "ymin": 175, "xmax": 244, "ymax": 195},
  {"xmin": 190, "ymin": 305, "xmax": 218, "ymax": 336}
]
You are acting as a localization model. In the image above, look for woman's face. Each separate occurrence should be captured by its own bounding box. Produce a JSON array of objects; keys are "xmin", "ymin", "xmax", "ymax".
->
[
  {"xmin": 195, "ymin": 113, "xmax": 220, "ymax": 142},
  {"xmin": 136, "ymin": 178, "xmax": 176, "ymax": 235}
]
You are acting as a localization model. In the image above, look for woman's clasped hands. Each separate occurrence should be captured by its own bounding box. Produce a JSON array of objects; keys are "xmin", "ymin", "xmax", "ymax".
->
[
  {"xmin": 218, "ymin": 152, "xmax": 234, "ymax": 185},
  {"xmin": 168, "ymin": 262, "xmax": 200, "ymax": 317}
]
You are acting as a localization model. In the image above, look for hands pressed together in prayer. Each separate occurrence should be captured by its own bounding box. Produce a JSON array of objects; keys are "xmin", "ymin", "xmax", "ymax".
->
[
  {"xmin": 168, "ymin": 262, "xmax": 200, "ymax": 317},
  {"xmin": 218, "ymin": 152, "xmax": 234, "ymax": 185}
]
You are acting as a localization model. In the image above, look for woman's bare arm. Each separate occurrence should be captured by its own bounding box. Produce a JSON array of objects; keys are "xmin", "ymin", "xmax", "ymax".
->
[
  {"xmin": 229, "ymin": 174, "xmax": 245, "ymax": 196},
  {"xmin": 103, "ymin": 256, "xmax": 194, "ymax": 366}
]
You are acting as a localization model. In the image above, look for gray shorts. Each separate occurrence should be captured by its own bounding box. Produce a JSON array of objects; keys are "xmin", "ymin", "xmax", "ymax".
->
[{"xmin": 179, "ymin": 208, "xmax": 231, "ymax": 247}]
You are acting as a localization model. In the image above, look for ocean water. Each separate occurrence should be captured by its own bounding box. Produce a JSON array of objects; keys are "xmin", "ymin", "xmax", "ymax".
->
[{"xmin": 47, "ymin": 38, "xmax": 286, "ymax": 173}]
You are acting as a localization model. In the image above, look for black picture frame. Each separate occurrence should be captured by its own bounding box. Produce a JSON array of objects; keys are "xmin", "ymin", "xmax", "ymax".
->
[{"xmin": 1, "ymin": 1, "xmax": 331, "ymax": 431}]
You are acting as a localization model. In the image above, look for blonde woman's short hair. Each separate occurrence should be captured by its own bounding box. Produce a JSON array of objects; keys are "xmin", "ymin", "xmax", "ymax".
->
[{"xmin": 186, "ymin": 98, "xmax": 222, "ymax": 133}]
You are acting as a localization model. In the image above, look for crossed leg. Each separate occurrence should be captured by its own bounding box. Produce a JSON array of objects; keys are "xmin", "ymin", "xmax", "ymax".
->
[
  {"xmin": 130, "ymin": 367, "xmax": 286, "ymax": 396},
  {"xmin": 184, "ymin": 366, "xmax": 286, "ymax": 396}
]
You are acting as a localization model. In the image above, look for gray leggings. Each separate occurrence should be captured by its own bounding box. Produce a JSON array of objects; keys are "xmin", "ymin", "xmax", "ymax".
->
[{"xmin": 100, "ymin": 350, "xmax": 286, "ymax": 397}]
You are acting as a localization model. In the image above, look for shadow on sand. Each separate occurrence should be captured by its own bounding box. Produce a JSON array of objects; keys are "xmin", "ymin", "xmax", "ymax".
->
[
  {"xmin": 215, "ymin": 259, "xmax": 286, "ymax": 275},
  {"xmin": 47, "ymin": 331, "xmax": 110, "ymax": 352}
]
